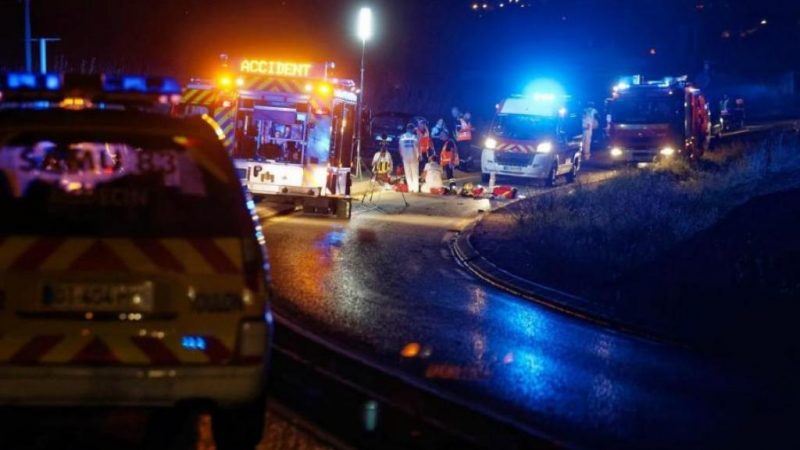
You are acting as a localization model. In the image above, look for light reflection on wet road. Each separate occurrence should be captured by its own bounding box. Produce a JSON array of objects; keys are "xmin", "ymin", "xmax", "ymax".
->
[{"xmin": 263, "ymin": 171, "xmax": 793, "ymax": 449}]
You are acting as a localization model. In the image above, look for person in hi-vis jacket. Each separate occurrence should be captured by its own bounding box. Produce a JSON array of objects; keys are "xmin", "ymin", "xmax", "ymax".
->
[{"xmin": 398, "ymin": 123, "xmax": 421, "ymax": 193}]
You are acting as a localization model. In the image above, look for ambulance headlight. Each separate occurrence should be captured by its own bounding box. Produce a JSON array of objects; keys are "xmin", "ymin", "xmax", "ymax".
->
[
  {"xmin": 484, "ymin": 137, "xmax": 498, "ymax": 150},
  {"xmin": 660, "ymin": 146, "xmax": 675, "ymax": 157},
  {"xmin": 536, "ymin": 142, "xmax": 553, "ymax": 153},
  {"xmin": 610, "ymin": 147, "xmax": 624, "ymax": 158}
]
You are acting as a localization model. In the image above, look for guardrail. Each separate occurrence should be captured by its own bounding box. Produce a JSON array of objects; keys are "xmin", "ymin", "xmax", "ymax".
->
[{"xmin": 268, "ymin": 312, "xmax": 563, "ymax": 449}]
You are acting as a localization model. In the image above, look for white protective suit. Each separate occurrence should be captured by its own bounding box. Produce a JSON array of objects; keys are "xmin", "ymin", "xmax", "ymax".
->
[
  {"xmin": 421, "ymin": 161, "xmax": 444, "ymax": 193},
  {"xmin": 398, "ymin": 131, "xmax": 420, "ymax": 192},
  {"xmin": 582, "ymin": 107, "xmax": 598, "ymax": 160}
]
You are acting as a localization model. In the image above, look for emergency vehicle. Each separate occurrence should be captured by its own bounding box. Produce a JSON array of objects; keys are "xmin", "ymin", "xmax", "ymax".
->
[
  {"xmin": 0, "ymin": 73, "xmax": 271, "ymax": 449},
  {"xmin": 179, "ymin": 58, "xmax": 358, "ymax": 218},
  {"xmin": 606, "ymin": 75, "xmax": 711, "ymax": 163},
  {"xmin": 481, "ymin": 94, "xmax": 583, "ymax": 186}
]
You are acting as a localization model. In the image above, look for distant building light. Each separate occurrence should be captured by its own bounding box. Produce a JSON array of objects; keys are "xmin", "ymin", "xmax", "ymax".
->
[
  {"xmin": 472, "ymin": 3, "xmax": 478, "ymax": 9},
  {"xmin": 760, "ymin": 19, "xmax": 768, "ymax": 25},
  {"xmin": 649, "ymin": 48, "xmax": 657, "ymax": 55}
]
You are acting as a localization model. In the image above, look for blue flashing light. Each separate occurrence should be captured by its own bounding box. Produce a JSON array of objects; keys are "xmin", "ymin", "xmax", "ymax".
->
[
  {"xmin": 8, "ymin": 73, "xmax": 37, "ymax": 89},
  {"xmin": 613, "ymin": 82, "xmax": 630, "ymax": 92},
  {"xmin": 103, "ymin": 75, "xmax": 181, "ymax": 95},
  {"xmin": 44, "ymin": 74, "xmax": 61, "ymax": 90},
  {"xmin": 532, "ymin": 93, "xmax": 556, "ymax": 102},
  {"xmin": 123, "ymin": 76, "xmax": 147, "ymax": 92},
  {"xmin": 4, "ymin": 73, "xmax": 62, "ymax": 91},
  {"xmin": 181, "ymin": 335, "xmax": 207, "ymax": 351},
  {"xmin": 161, "ymin": 78, "xmax": 180, "ymax": 93}
]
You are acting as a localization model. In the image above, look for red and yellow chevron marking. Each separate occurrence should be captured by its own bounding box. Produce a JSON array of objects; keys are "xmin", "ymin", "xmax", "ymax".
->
[
  {"xmin": 241, "ymin": 76, "xmax": 305, "ymax": 93},
  {"xmin": 0, "ymin": 333, "xmax": 237, "ymax": 366},
  {"xmin": 0, "ymin": 237, "xmax": 243, "ymax": 275},
  {"xmin": 213, "ymin": 108, "xmax": 236, "ymax": 151},
  {"xmin": 240, "ymin": 76, "xmax": 329, "ymax": 111},
  {"xmin": 181, "ymin": 88, "xmax": 217, "ymax": 106},
  {"xmin": 496, "ymin": 141, "xmax": 537, "ymax": 153}
]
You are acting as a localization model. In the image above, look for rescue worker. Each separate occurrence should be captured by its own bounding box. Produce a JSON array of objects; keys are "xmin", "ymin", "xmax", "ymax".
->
[
  {"xmin": 417, "ymin": 119, "xmax": 434, "ymax": 173},
  {"xmin": 582, "ymin": 104, "xmax": 598, "ymax": 161},
  {"xmin": 439, "ymin": 139, "xmax": 459, "ymax": 182},
  {"xmin": 450, "ymin": 107, "xmax": 462, "ymax": 132},
  {"xmin": 431, "ymin": 118, "xmax": 449, "ymax": 151},
  {"xmin": 719, "ymin": 94, "xmax": 730, "ymax": 116},
  {"xmin": 455, "ymin": 111, "xmax": 473, "ymax": 168},
  {"xmin": 398, "ymin": 123, "xmax": 421, "ymax": 193},
  {"xmin": 421, "ymin": 155, "xmax": 444, "ymax": 194},
  {"xmin": 372, "ymin": 136, "xmax": 394, "ymax": 185},
  {"xmin": 734, "ymin": 97, "xmax": 746, "ymax": 129}
]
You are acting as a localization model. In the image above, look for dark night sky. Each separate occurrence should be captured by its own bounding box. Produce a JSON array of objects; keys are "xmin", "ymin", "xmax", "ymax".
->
[{"xmin": 0, "ymin": 1, "xmax": 799, "ymax": 115}]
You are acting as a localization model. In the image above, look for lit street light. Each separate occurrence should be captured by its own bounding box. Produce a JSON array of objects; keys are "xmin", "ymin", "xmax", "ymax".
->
[{"xmin": 355, "ymin": 6, "xmax": 373, "ymax": 179}]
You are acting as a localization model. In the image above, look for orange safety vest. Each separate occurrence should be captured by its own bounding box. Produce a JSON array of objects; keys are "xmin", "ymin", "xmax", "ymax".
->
[
  {"xmin": 419, "ymin": 130, "xmax": 432, "ymax": 151},
  {"xmin": 440, "ymin": 146, "xmax": 459, "ymax": 167}
]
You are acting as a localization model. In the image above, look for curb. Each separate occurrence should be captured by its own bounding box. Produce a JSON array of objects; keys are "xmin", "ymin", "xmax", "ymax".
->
[
  {"xmin": 255, "ymin": 202, "xmax": 299, "ymax": 220},
  {"xmin": 451, "ymin": 185, "xmax": 685, "ymax": 347}
]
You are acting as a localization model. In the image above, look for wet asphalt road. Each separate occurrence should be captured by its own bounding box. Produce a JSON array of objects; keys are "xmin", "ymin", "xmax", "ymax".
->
[{"xmin": 262, "ymin": 167, "xmax": 795, "ymax": 449}]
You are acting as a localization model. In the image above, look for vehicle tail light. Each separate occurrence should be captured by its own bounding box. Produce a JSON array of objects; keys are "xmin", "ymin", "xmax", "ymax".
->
[{"xmin": 236, "ymin": 319, "xmax": 269, "ymax": 364}]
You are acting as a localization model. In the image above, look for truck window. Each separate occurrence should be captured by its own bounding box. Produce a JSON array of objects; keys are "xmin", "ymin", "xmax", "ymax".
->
[
  {"xmin": 610, "ymin": 96, "xmax": 682, "ymax": 124},
  {"xmin": 234, "ymin": 102, "xmax": 308, "ymax": 164}
]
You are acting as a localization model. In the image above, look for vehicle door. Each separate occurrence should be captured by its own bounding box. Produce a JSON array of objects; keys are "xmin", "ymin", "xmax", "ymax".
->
[{"xmin": 557, "ymin": 113, "xmax": 583, "ymax": 172}]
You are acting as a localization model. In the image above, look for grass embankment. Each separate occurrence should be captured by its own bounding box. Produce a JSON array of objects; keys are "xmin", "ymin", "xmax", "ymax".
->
[{"xmin": 475, "ymin": 132, "xmax": 800, "ymax": 349}]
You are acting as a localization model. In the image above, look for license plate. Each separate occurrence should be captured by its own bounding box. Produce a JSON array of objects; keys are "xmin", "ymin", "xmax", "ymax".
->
[{"xmin": 42, "ymin": 282, "xmax": 154, "ymax": 312}]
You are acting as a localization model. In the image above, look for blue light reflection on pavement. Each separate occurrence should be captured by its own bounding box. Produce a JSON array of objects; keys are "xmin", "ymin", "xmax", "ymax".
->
[{"xmin": 264, "ymin": 192, "xmax": 790, "ymax": 449}]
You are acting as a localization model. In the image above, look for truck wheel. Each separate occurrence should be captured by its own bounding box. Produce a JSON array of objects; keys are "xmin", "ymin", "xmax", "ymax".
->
[
  {"xmin": 213, "ymin": 398, "xmax": 267, "ymax": 450},
  {"xmin": 333, "ymin": 197, "xmax": 352, "ymax": 219},
  {"xmin": 545, "ymin": 164, "xmax": 558, "ymax": 187},
  {"xmin": 481, "ymin": 173, "xmax": 490, "ymax": 183},
  {"xmin": 163, "ymin": 396, "xmax": 265, "ymax": 450}
]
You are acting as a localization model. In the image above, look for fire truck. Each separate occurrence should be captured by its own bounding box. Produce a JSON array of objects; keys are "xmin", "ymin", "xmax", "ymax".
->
[
  {"xmin": 605, "ymin": 76, "xmax": 711, "ymax": 163},
  {"xmin": 179, "ymin": 57, "xmax": 358, "ymax": 218}
]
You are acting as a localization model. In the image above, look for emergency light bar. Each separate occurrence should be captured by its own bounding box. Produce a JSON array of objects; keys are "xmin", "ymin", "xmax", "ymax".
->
[
  {"xmin": 5, "ymin": 73, "xmax": 62, "ymax": 91},
  {"xmin": 0, "ymin": 72, "xmax": 181, "ymax": 107},
  {"xmin": 615, "ymin": 75, "xmax": 690, "ymax": 92}
]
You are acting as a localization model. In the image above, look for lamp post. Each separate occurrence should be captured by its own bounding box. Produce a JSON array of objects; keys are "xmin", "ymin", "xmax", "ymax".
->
[
  {"xmin": 355, "ymin": 6, "xmax": 373, "ymax": 179},
  {"xmin": 24, "ymin": 0, "xmax": 32, "ymax": 72},
  {"xmin": 32, "ymin": 38, "xmax": 60, "ymax": 74}
]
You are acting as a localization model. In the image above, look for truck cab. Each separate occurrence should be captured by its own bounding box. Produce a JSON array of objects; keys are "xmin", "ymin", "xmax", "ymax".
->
[
  {"xmin": 606, "ymin": 76, "xmax": 711, "ymax": 163},
  {"xmin": 481, "ymin": 95, "xmax": 582, "ymax": 186}
]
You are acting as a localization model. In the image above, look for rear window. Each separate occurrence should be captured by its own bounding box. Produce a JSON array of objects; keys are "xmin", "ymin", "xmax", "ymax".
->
[{"xmin": 0, "ymin": 130, "xmax": 245, "ymax": 237}]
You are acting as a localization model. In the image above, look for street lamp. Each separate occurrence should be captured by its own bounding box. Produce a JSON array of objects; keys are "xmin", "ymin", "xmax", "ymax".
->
[{"xmin": 355, "ymin": 6, "xmax": 373, "ymax": 178}]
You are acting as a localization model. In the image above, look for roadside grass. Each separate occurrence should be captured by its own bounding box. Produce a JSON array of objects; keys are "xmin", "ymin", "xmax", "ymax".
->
[{"xmin": 503, "ymin": 131, "xmax": 800, "ymax": 291}]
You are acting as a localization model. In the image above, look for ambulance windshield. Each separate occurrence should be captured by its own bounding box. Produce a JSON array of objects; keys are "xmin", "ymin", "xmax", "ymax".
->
[{"xmin": 492, "ymin": 115, "xmax": 557, "ymax": 141}]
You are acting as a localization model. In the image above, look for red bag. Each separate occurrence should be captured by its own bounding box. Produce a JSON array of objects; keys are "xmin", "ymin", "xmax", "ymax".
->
[
  {"xmin": 492, "ymin": 185, "xmax": 517, "ymax": 199},
  {"xmin": 394, "ymin": 183, "xmax": 409, "ymax": 193}
]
